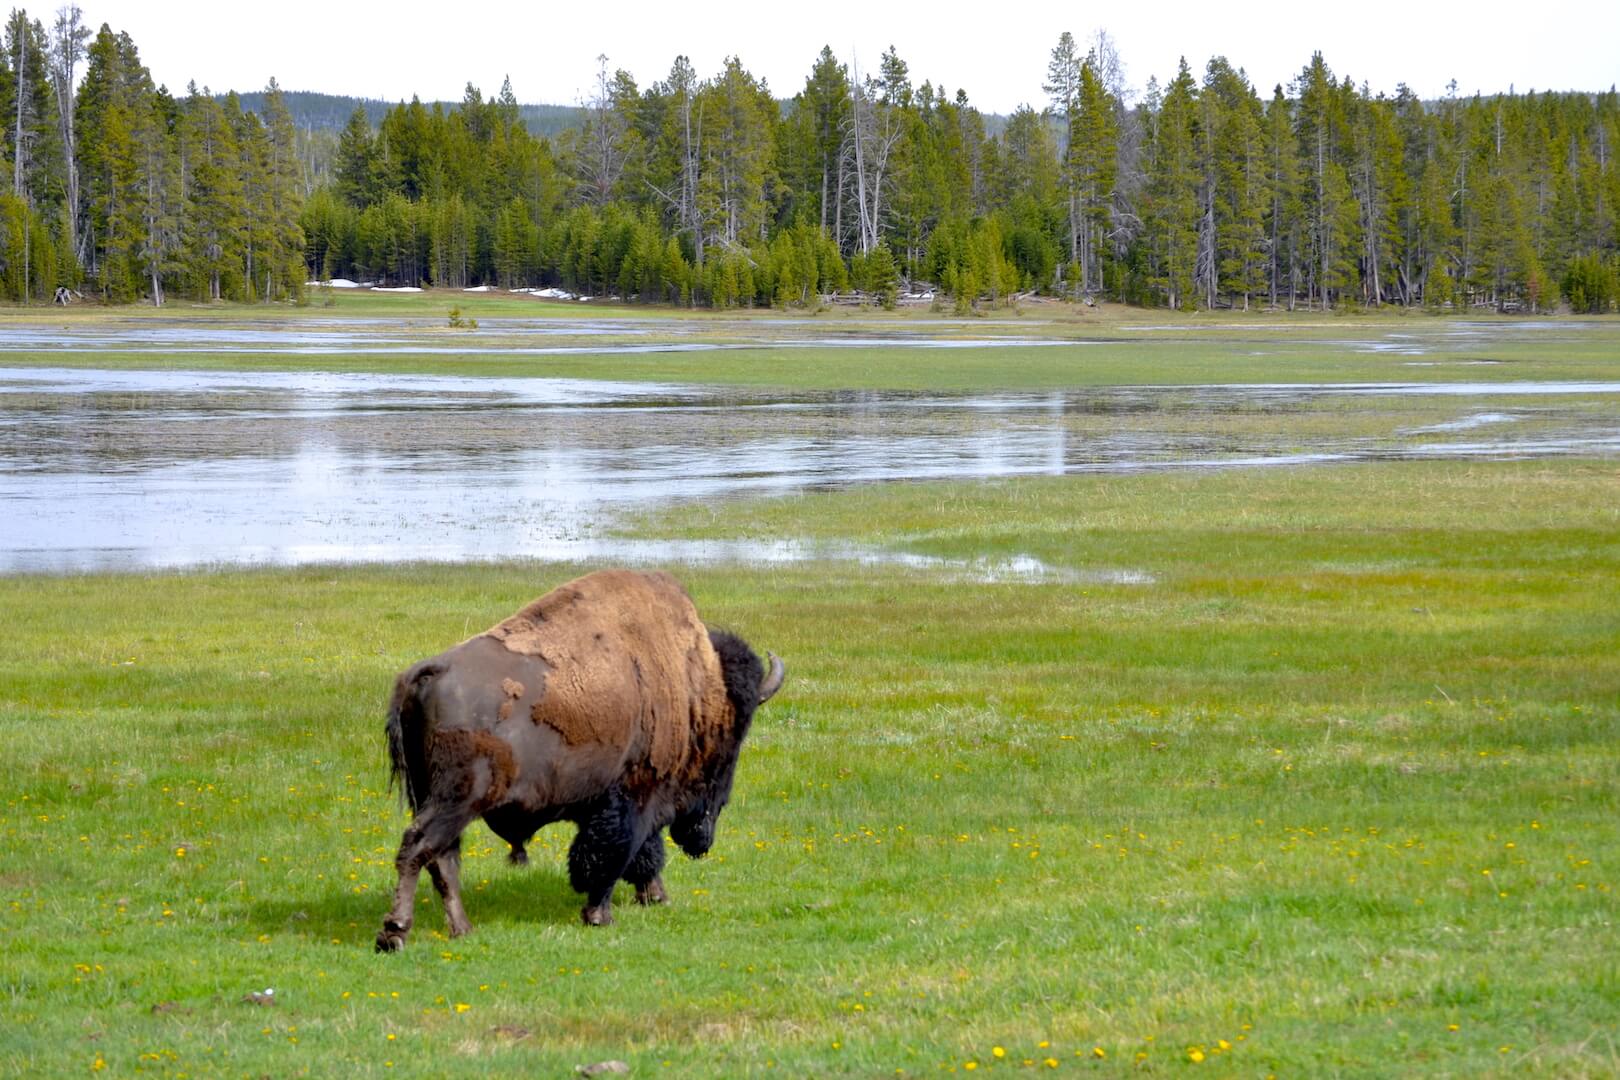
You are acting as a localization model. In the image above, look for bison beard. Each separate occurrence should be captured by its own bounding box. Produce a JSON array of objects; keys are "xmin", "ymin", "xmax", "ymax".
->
[{"xmin": 375, "ymin": 570, "xmax": 784, "ymax": 950}]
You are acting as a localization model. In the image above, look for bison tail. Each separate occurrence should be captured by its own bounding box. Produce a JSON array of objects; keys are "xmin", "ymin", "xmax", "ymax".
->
[{"xmin": 386, "ymin": 661, "xmax": 443, "ymax": 815}]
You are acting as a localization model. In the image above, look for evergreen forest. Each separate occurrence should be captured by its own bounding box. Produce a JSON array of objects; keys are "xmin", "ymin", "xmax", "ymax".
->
[{"xmin": 2, "ymin": 10, "xmax": 1617, "ymax": 312}]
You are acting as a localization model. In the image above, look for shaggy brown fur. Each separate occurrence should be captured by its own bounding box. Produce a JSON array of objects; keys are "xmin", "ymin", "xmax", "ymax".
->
[
  {"xmin": 487, "ymin": 570, "xmax": 727, "ymax": 781},
  {"xmin": 376, "ymin": 569, "xmax": 783, "ymax": 950}
]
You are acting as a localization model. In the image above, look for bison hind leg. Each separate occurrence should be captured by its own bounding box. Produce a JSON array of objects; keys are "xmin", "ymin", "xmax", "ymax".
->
[
  {"xmin": 378, "ymin": 802, "xmax": 476, "ymax": 952},
  {"xmin": 427, "ymin": 843, "xmax": 473, "ymax": 938}
]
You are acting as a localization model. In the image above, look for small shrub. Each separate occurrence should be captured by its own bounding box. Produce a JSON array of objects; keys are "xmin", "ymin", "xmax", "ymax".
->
[{"xmin": 1561, "ymin": 254, "xmax": 1617, "ymax": 314}]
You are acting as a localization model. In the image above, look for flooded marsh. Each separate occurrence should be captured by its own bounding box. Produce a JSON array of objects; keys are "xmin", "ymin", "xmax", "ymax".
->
[{"xmin": 2, "ymin": 311, "xmax": 1618, "ymax": 573}]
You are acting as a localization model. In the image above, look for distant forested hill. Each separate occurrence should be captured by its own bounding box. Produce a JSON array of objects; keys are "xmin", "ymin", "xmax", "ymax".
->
[{"xmin": 226, "ymin": 90, "xmax": 582, "ymax": 137}]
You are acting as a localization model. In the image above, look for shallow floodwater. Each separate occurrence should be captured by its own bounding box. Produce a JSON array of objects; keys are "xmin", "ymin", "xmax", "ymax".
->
[
  {"xmin": 0, "ymin": 317, "xmax": 1074, "ymax": 356},
  {"xmin": 4, "ymin": 361, "xmax": 1619, "ymax": 574}
]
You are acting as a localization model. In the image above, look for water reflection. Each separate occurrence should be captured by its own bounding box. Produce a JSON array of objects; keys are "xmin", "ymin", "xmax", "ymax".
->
[{"xmin": 2, "ymin": 366, "xmax": 1618, "ymax": 573}]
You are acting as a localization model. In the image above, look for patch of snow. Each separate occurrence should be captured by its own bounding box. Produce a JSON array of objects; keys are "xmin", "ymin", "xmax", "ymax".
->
[
  {"xmin": 462, "ymin": 285, "xmax": 495, "ymax": 292},
  {"xmin": 307, "ymin": 278, "xmax": 362, "ymax": 289},
  {"xmin": 372, "ymin": 286, "xmax": 423, "ymax": 293}
]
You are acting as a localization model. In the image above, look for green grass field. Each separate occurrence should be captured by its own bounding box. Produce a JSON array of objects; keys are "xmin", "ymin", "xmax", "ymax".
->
[{"xmin": 2, "ymin": 456, "xmax": 1617, "ymax": 1077}]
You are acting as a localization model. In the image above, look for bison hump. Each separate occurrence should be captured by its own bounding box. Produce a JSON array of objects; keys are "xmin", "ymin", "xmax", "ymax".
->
[{"xmin": 488, "ymin": 571, "xmax": 718, "ymax": 778}]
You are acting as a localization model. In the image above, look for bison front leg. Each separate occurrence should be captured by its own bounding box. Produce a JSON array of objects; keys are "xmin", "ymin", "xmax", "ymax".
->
[
  {"xmin": 626, "ymin": 829, "xmax": 669, "ymax": 906},
  {"xmin": 568, "ymin": 789, "xmax": 644, "ymax": 926}
]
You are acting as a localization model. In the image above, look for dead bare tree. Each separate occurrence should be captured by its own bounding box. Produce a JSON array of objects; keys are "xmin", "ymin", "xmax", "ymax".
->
[
  {"xmin": 11, "ymin": 10, "xmax": 34, "ymax": 198},
  {"xmin": 578, "ymin": 55, "xmax": 629, "ymax": 206},
  {"xmin": 49, "ymin": 5, "xmax": 90, "ymax": 268},
  {"xmin": 844, "ymin": 66, "xmax": 902, "ymax": 255},
  {"xmin": 646, "ymin": 56, "xmax": 705, "ymax": 271}
]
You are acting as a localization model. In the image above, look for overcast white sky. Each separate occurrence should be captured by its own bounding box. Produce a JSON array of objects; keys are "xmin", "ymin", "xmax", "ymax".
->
[{"xmin": 103, "ymin": 0, "xmax": 1619, "ymax": 112}]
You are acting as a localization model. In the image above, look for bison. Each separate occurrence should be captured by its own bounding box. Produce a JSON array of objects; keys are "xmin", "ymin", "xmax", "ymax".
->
[{"xmin": 375, "ymin": 569, "xmax": 784, "ymax": 950}]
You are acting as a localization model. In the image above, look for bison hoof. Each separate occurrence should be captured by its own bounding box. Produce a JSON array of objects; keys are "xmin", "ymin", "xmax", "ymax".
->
[
  {"xmin": 581, "ymin": 904, "xmax": 614, "ymax": 927},
  {"xmin": 634, "ymin": 880, "xmax": 668, "ymax": 906},
  {"xmin": 507, "ymin": 845, "xmax": 528, "ymax": 866},
  {"xmin": 375, "ymin": 929, "xmax": 406, "ymax": 953}
]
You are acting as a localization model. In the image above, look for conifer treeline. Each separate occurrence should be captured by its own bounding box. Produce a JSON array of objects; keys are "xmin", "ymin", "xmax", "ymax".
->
[
  {"xmin": 0, "ymin": 8, "xmax": 303, "ymax": 305},
  {"xmin": 3, "ymin": 13, "xmax": 1618, "ymax": 311}
]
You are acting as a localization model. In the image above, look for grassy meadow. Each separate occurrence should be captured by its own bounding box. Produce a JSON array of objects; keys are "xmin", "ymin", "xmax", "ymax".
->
[
  {"xmin": 1, "ymin": 302, "xmax": 1618, "ymax": 1076},
  {"xmin": 3, "ymin": 459, "xmax": 1618, "ymax": 1076}
]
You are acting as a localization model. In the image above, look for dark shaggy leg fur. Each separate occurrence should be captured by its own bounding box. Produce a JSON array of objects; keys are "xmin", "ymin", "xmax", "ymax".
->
[
  {"xmin": 625, "ymin": 829, "xmax": 669, "ymax": 905},
  {"xmin": 568, "ymin": 788, "xmax": 643, "ymax": 926}
]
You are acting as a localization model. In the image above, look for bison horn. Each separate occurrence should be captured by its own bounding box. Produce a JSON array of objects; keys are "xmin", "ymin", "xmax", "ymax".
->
[{"xmin": 758, "ymin": 652, "xmax": 786, "ymax": 703}]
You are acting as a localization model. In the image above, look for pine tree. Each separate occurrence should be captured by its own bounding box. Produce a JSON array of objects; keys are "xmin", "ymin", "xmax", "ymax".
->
[
  {"xmin": 0, "ymin": 191, "xmax": 55, "ymax": 300},
  {"xmin": 793, "ymin": 47, "xmax": 849, "ymax": 233},
  {"xmin": 127, "ymin": 81, "xmax": 177, "ymax": 304},
  {"xmin": 1070, "ymin": 58, "xmax": 1118, "ymax": 295},
  {"xmin": 1202, "ymin": 59, "xmax": 1266, "ymax": 308},
  {"xmin": 333, "ymin": 105, "xmax": 377, "ymax": 208},
  {"xmin": 76, "ymin": 26, "xmax": 157, "ymax": 299},
  {"xmin": 1146, "ymin": 59, "xmax": 1199, "ymax": 309},
  {"xmin": 181, "ymin": 85, "xmax": 244, "ymax": 299},
  {"xmin": 1347, "ymin": 89, "xmax": 1403, "ymax": 305},
  {"xmin": 233, "ymin": 99, "xmax": 275, "ymax": 300},
  {"xmin": 1263, "ymin": 86, "xmax": 1303, "ymax": 309},
  {"xmin": 1043, "ymin": 31, "xmax": 1082, "ymax": 275},
  {"xmin": 696, "ymin": 57, "xmax": 775, "ymax": 252},
  {"xmin": 1293, "ymin": 55, "xmax": 1358, "ymax": 307},
  {"xmin": 258, "ymin": 80, "xmax": 305, "ymax": 301}
]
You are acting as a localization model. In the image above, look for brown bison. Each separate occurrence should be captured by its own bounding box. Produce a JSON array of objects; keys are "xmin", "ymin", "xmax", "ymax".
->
[{"xmin": 375, "ymin": 569, "xmax": 784, "ymax": 950}]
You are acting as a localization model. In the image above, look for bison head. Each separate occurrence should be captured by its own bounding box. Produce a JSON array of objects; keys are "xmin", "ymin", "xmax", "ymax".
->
[{"xmin": 672, "ymin": 638, "xmax": 785, "ymax": 858}]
